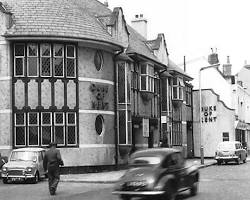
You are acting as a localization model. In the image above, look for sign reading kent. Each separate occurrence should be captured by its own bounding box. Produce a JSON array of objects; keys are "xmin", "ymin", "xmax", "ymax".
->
[{"xmin": 201, "ymin": 105, "xmax": 217, "ymax": 123}]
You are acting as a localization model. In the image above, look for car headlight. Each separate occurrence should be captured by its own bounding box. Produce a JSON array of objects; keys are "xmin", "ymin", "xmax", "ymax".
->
[
  {"xmin": 2, "ymin": 167, "xmax": 7, "ymax": 172},
  {"xmin": 26, "ymin": 167, "xmax": 33, "ymax": 172}
]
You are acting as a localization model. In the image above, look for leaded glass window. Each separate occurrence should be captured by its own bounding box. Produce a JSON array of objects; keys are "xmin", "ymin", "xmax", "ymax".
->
[
  {"xmin": 66, "ymin": 45, "xmax": 76, "ymax": 77},
  {"xmin": 41, "ymin": 112, "xmax": 52, "ymax": 146},
  {"xmin": 15, "ymin": 113, "xmax": 26, "ymax": 146},
  {"xmin": 95, "ymin": 115, "xmax": 104, "ymax": 135},
  {"xmin": 54, "ymin": 112, "xmax": 65, "ymax": 145},
  {"xmin": 67, "ymin": 112, "xmax": 76, "ymax": 145},
  {"xmin": 14, "ymin": 44, "xmax": 25, "ymax": 77},
  {"xmin": 53, "ymin": 44, "xmax": 64, "ymax": 77},
  {"xmin": 27, "ymin": 44, "xmax": 38, "ymax": 77},
  {"xmin": 28, "ymin": 112, "xmax": 39, "ymax": 146},
  {"xmin": 41, "ymin": 44, "xmax": 51, "ymax": 77},
  {"xmin": 94, "ymin": 50, "xmax": 103, "ymax": 71}
]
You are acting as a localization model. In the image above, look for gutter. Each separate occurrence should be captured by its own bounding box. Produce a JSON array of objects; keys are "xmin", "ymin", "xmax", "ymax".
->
[{"xmin": 113, "ymin": 49, "xmax": 124, "ymax": 169}]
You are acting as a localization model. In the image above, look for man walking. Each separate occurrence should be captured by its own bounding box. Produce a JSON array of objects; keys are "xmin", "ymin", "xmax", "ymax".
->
[{"xmin": 43, "ymin": 142, "xmax": 64, "ymax": 195}]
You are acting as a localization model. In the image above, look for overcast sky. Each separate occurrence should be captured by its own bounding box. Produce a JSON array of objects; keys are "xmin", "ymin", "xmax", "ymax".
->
[{"xmin": 103, "ymin": 0, "xmax": 250, "ymax": 74}]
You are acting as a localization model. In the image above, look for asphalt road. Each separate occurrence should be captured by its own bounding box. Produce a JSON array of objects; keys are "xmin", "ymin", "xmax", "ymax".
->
[{"xmin": 1, "ymin": 162, "xmax": 250, "ymax": 200}]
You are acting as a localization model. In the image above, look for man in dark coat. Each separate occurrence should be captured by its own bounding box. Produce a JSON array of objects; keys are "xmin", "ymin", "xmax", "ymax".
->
[{"xmin": 43, "ymin": 142, "xmax": 64, "ymax": 195}]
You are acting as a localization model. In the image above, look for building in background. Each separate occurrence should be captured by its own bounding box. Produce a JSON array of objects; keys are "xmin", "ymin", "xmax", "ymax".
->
[{"xmin": 188, "ymin": 54, "xmax": 250, "ymax": 157}]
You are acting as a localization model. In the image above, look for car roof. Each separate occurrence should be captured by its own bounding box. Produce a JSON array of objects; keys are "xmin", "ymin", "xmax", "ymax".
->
[
  {"xmin": 12, "ymin": 147, "xmax": 45, "ymax": 152},
  {"xmin": 130, "ymin": 148, "xmax": 181, "ymax": 158}
]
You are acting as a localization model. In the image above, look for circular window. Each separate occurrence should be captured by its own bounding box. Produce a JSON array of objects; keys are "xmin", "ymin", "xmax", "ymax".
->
[
  {"xmin": 94, "ymin": 50, "xmax": 103, "ymax": 71},
  {"xmin": 95, "ymin": 115, "xmax": 104, "ymax": 135}
]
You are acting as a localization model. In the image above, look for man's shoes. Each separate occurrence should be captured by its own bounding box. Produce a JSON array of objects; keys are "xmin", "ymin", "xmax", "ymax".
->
[{"xmin": 50, "ymin": 188, "xmax": 56, "ymax": 195}]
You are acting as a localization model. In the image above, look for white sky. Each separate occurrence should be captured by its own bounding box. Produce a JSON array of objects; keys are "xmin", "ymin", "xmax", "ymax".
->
[{"xmin": 103, "ymin": 0, "xmax": 250, "ymax": 74}]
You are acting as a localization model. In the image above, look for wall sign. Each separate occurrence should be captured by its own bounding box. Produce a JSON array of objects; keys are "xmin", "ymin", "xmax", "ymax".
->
[
  {"xmin": 201, "ymin": 105, "xmax": 217, "ymax": 123},
  {"xmin": 89, "ymin": 84, "xmax": 109, "ymax": 110}
]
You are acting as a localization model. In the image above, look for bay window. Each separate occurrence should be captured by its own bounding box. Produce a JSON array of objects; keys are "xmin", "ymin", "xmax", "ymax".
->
[
  {"xmin": 172, "ymin": 77, "xmax": 184, "ymax": 100},
  {"xmin": 140, "ymin": 63, "xmax": 154, "ymax": 93}
]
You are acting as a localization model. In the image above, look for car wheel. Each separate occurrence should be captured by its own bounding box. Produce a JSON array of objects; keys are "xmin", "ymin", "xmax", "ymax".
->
[
  {"xmin": 162, "ymin": 184, "xmax": 177, "ymax": 200},
  {"xmin": 243, "ymin": 158, "xmax": 246, "ymax": 163},
  {"xmin": 2, "ymin": 177, "xmax": 8, "ymax": 184},
  {"xmin": 32, "ymin": 172, "xmax": 39, "ymax": 184},
  {"xmin": 236, "ymin": 157, "xmax": 240, "ymax": 165},
  {"xmin": 119, "ymin": 195, "xmax": 130, "ymax": 200},
  {"xmin": 190, "ymin": 182, "xmax": 198, "ymax": 196},
  {"xmin": 217, "ymin": 160, "xmax": 222, "ymax": 165}
]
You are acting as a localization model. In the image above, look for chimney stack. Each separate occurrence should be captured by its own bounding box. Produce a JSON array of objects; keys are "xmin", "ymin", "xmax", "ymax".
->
[
  {"xmin": 104, "ymin": 0, "xmax": 108, "ymax": 7},
  {"xmin": 131, "ymin": 14, "xmax": 147, "ymax": 39},
  {"xmin": 222, "ymin": 56, "xmax": 232, "ymax": 76}
]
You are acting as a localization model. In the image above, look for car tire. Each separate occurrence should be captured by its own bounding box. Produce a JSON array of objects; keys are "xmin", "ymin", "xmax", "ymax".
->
[
  {"xmin": 2, "ymin": 177, "xmax": 8, "ymax": 184},
  {"xmin": 236, "ymin": 157, "xmax": 240, "ymax": 165},
  {"xmin": 162, "ymin": 183, "xmax": 177, "ymax": 200},
  {"xmin": 32, "ymin": 172, "xmax": 39, "ymax": 184},
  {"xmin": 243, "ymin": 158, "xmax": 246, "ymax": 163},
  {"xmin": 190, "ymin": 182, "xmax": 198, "ymax": 196},
  {"xmin": 217, "ymin": 160, "xmax": 222, "ymax": 165}
]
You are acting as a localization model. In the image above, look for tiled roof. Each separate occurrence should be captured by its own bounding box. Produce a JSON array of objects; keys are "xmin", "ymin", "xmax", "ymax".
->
[
  {"xmin": 168, "ymin": 59, "xmax": 193, "ymax": 80},
  {"xmin": 126, "ymin": 26, "xmax": 164, "ymax": 66},
  {"xmin": 2, "ymin": 0, "xmax": 121, "ymax": 48}
]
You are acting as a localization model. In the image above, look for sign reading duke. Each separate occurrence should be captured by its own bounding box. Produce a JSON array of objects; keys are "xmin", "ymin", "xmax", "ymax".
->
[{"xmin": 201, "ymin": 105, "xmax": 217, "ymax": 123}]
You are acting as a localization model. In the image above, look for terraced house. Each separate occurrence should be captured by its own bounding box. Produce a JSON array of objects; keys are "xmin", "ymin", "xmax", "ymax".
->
[{"xmin": 0, "ymin": 0, "xmax": 193, "ymax": 168}]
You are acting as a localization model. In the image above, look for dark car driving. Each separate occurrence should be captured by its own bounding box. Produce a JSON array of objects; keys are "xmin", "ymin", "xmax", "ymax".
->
[{"xmin": 112, "ymin": 148, "xmax": 199, "ymax": 200}]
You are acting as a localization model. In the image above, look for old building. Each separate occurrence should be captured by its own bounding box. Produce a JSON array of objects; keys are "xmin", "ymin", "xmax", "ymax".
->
[
  {"xmin": 187, "ymin": 55, "xmax": 250, "ymax": 157},
  {"xmin": 1, "ymin": 0, "xmax": 195, "ymax": 167}
]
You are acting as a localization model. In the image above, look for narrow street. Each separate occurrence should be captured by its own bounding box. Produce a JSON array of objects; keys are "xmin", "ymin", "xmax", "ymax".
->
[{"xmin": 1, "ymin": 162, "xmax": 250, "ymax": 200}]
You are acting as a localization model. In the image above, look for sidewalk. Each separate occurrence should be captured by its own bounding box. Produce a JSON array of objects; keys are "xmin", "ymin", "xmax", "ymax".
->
[{"xmin": 60, "ymin": 158, "xmax": 217, "ymax": 184}]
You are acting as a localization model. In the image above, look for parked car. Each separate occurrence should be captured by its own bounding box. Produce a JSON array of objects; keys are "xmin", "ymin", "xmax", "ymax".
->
[
  {"xmin": 112, "ymin": 148, "xmax": 199, "ymax": 200},
  {"xmin": 215, "ymin": 141, "xmax": 247, "ymax": 165},
  {"xmin": 1, "ymin": 148, "xmax": 47, "ymax": 184}
]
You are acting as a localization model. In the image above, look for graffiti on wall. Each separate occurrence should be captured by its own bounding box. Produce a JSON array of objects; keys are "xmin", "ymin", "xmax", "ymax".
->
[{"xmin": 201, "ymin": 105, "xmax": 217, "ymax": 123}]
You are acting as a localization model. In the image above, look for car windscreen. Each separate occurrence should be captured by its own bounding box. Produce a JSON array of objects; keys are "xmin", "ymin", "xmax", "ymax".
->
[
  {"xmin": 217, "ymin": 143, "xmax": 235, "ymax": 151},
  {"xmin": 10, "ymin": 151, "xmax": 37, "ymax": 161},
  {"xmin": 129, "ymin": 156, "xmax": 161, "ymax": 166}
]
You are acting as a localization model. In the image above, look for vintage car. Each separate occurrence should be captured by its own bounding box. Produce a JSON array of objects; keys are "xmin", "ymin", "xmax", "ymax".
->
[
  {"xmin": 112, "ymin": 148, "xmax": 199, "ymax": 200},
  {"xmin": 1, "ymin": 148, "xmax": 47, "ymax": 184},
  {"xmin": 215, "ymin": 141, "xmax": 247, "ymax": 165}
]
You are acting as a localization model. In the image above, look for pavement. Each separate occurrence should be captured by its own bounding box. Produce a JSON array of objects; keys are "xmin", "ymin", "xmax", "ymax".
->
[{"xmin": 60, "ymin": 158, "xmax": 218, "ymax": 184}]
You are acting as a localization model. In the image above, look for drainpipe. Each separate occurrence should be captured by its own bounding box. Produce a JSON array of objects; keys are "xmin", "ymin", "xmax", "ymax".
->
[{"xmin": 114, "ymin": 49, "xmax": 123, "ymax": 169}]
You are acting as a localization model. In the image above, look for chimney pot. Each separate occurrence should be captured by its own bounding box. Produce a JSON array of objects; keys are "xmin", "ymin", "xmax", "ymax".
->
[{"xmin": 131, "ymin": 13, "xmax": 148, "ymax": 39}]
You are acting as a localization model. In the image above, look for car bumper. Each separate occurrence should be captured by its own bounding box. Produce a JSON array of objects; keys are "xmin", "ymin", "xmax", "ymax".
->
[
  {"xmin": 1, "ymin": 173, "xmax": 35, "ymax": 179},
  {"xmin": 215, "ymin": 156, "xmax": 238, "ymax": 160},
  {"xmin": 112, "ymin": 190, "xmax": 165, "ymax": 196}
]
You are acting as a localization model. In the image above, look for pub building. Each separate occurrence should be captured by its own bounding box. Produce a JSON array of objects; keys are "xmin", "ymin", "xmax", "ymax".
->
[{"xmin": 0, "ymin": 0, "xmax": 194, "ymax": 168}]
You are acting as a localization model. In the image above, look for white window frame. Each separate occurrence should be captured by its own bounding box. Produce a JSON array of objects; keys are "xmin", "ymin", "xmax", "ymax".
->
[
  {"xmin": 28, "ymin": 112, "xmax": 39, "ymax": 146},
  {"xmin": 66, "ymin": 45, "xmax": 76, "ymax": 78},
  {"xmin": 53, "ymin": 44, "xmax": 64, "ymax": 78},
  {"xmin": 172, "ymin": 77, "xmax": 184, "ymax": 100},
  {"xmin": 27, "ymin": 43, "xmax": 39, "ymax": 77},
  {"xmin": 54, "ymin": 112, "xmax": 65, "ymax": 146},
  {"xmin": 40, "ymin": 43, "xmax": 52, "ymax": 77},
  {"xmin": 14, "ymin": 113, "xmax": 26, "ymax": 147},
  {"xmin": 14, "ymin": 43, "xmax": 25, "ymax": 77},
  {"xmin": 41, "ymin": 112, "xmax": 52, "ymax": 146},
  {"xmin": 140, "ymin": 63, "xmax": 154, "ymax": 93},
  {"xmin": 66, "ymin": 112, "xmax": 77, "ymax": 145}
]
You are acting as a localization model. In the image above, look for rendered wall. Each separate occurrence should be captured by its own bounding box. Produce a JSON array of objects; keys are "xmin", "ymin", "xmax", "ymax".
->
[{"xmin": 193, "ymin": 89, "xmax": 235, "ymax": 157}]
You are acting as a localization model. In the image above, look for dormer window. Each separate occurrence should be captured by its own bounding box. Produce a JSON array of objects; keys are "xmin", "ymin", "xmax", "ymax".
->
[
  {"xmin": 107, "ymin": 26, "xmax": 112, "ymax": 36},
  {"xmin": 172, "ymin": 77, "xmax": 184, "ymax": 100},
  {"xmin": 140, "ymin": 63, "xmax": 154, "ymax": 93}
]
